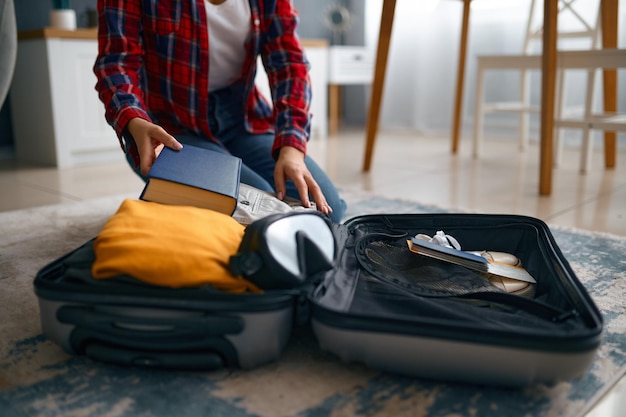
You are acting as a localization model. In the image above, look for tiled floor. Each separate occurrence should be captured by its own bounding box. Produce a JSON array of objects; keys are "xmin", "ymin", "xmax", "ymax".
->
[
  {"xmin": 1, "ymin": 129, "xmax": 625, "ymax": 237},
  {"xmin": 320, "ymin": 129, "xmax": 625, "ymax": 237},
  {"xmin": 0, "ymin": 129, "xmax": 624, "ymax": 415}
]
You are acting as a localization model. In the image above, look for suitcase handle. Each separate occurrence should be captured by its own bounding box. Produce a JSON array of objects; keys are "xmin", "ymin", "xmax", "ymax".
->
[
  {"xmin": 83, "ymin": 341, "xmax": 225, "ymax": 370},
  {"xmin": 69, "ymin": 326, "xmax": 241, "ymax": 367},
  {"xmin": 57, "ymin": 305, "xmax": 244, "ymax": 339}
]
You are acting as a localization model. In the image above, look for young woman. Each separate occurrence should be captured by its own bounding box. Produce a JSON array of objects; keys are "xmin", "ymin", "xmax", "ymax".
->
[{"xmin": 94, "ymin": 0, "xmax": 346, "ymax": 222}]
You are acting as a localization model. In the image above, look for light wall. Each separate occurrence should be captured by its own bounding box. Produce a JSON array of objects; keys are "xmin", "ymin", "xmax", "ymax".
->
[{"xmin": 364, "ymin": 0, "xmax": 626, "ymax": 146}]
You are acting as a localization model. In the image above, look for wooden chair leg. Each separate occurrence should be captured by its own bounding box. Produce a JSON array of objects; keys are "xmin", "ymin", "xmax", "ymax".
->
[
  {"xmin": 451, "ymin": 0, "xmax": 472, "ymax": 154},
  {"xmin": 363, "ymin": 0, "xmax": 397, "ymax": 172},
  {"xmin": 602, "ymin": 69, "xmax": 617, "ymax": 168},
  {"xmin": 472, "ymin": 61, "xmax": 485, "ymax": 158},
  {"xmin": 328, "ymin": 84, "xmax": 340, "ymax": 136},
  {"xmin": 539, "ymin": 0, "xmax": 559, "ymax": 196},
  {"xmin": 553, "ymin": 69, "xmax": 565, "ymax": 167},
  {"xmin": 580, "ymin": 68, "xmax": 597, "ymax": 173},
  {"xmin": 601, "ymin": 0, "xmax": 618, "ymax": 169}
]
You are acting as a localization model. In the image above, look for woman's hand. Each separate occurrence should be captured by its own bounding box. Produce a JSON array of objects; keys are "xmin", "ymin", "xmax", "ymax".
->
[
  {"xmin": 127, "ymin": 118, "xmax": 183, "ymax": 176},
  {"xmin": 274, "ymin": 146, "xmax": 333, "ymax": 216}
]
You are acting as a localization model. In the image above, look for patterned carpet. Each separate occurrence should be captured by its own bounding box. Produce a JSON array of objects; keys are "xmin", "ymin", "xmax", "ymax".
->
[{"xmin": 0, "ymin": 190, "xmax": 624, "ymax": 417}]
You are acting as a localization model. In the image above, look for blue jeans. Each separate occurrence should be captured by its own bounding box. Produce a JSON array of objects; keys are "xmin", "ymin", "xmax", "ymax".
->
[{"xmin": 127, "ymin": 83, "xmax": 346, "ymax": 222}]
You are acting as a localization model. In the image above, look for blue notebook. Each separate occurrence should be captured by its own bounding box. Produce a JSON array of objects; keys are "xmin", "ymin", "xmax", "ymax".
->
[{"xmin": 140, "ymin": 144, "xmax": 242, "ymax": 215}]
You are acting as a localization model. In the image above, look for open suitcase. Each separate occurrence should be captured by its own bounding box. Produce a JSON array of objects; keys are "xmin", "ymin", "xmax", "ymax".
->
[{"xmin": 34, "ymin": 213, "xmax": 603, "ymax": 387}]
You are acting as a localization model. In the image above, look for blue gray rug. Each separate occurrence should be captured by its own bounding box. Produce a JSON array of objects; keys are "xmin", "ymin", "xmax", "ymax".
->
[{"xmin": 0, "ymin": 191, "xmax": 624, "ymax": 417}]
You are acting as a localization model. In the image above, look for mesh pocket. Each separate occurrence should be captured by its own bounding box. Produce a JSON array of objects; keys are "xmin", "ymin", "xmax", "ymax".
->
[{"xmin": 356, "ymin": 234, "xmax": 503, "ymax": 298}]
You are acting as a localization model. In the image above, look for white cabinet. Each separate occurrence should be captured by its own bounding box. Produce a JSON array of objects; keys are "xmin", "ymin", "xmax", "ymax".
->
[
  {"xmin": 11, "ymin": 28, "xmax": 120, "ymax": 168},
  {"xmin": 328, "ymin": 46, "xmax": 374, "ymax": 85},
  {"xmin": 255, "ymin": 39, "xmax": 329, "ymax": 140}
]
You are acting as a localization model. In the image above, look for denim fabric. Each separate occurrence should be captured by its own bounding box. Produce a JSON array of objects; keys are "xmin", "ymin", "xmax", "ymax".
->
[{"xmin": 127, "ymin": 83, "xmax": 346, "ymax": 222}]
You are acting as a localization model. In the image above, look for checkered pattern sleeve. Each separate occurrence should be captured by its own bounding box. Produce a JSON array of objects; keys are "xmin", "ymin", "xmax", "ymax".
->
[
  {"xmin": 260, "ymin": 0, "xmax": 312, "ymax": 158},
  {"xmin": 93, "ymin": 0, "xmax": 151, "ymax": 144}
]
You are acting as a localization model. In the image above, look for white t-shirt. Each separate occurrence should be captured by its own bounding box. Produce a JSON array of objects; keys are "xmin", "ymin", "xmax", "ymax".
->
[{"xmin": 205, "ymin": 0, "xmax": 252, "ymax": 92}]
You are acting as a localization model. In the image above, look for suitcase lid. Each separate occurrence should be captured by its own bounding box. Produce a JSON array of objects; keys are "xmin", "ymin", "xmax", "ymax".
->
[{"xmin": 307, "ymin": 213, "xmax": 602, "ymax": 353}]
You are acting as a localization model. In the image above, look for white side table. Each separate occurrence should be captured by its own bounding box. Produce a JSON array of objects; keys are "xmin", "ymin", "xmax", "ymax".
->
[{"xmin": 328, "ymin": 46, "xmax": 375, "ymax": 135}]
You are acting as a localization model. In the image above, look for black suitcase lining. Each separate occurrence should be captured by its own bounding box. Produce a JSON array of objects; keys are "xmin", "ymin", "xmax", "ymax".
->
[{"xmin": 310, "ymin": 214, "xmax": 601, "ymax": 351}]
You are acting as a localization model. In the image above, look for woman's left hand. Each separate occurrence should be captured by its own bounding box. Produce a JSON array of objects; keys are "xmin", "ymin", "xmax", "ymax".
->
[{"xmin": 274, "ymin": 146, "xmax": 333, "ymax": 216}]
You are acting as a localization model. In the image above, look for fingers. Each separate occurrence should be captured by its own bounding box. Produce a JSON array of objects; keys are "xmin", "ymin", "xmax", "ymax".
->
[
  {"xmin": 274, "ymin": 153, "xmax": 311, "ymax": 207},
  {"xmin": 160, "ymin": 130, "xmax": 183, "ymax": 151},
  {"xmin": 144, "ymin": 122, "xmax": 182, "ymax": 152},
  {"xmin": 139, "ymin": 143, "xmax": 163, "ymax": 176},
  {"xmin": 127, "ymin": 118, "xmax": 182, "ymax": 176},
  {"xmin": 274, "ymin": 172, "xmax": 286, "ymax": 202},
  {"xmin": 274, "ymin": 162, "xmax": 333, "ymax": 216},
  {"xmin": 307, "ymin": 179, "xmax": 333, "ymax": 216},
  {"xmin": 291, "ymin": 174, "xmax": 312, "ymax": 208},
  {"xmin": 295, "ymin": 174, "xmax": 333, "ymax": 216}
]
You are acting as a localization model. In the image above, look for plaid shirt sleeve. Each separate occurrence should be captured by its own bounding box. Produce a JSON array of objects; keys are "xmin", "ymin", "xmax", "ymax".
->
[
  {"xmin": 257, "ymin": 0, "xmax": 312, "ymax": 158},
  {"xmin": 94, "ymin": 0, "xmax": 213, "ymax": 166},
  {"xmin": 93, "ymin": 0, "xmax": 151, "ymax": 149}
]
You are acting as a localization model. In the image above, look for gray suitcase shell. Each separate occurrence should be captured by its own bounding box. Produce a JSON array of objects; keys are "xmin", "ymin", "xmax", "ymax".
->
[
  {"xmin": 311, "ymin": 214, "xmax": 602, "ymax": 386},
  {"xmin": 34, "ymin": 213, "xmax": 602, "ymax": 387},
  {"xmin": 35, "ymin": 242, "xmax": 296, "ymax": 370}
]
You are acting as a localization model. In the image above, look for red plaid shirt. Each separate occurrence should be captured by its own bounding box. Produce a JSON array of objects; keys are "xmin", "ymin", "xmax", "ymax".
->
[{"xmin": 94, "ymin": 0, "xmax": 311, "ymax": 162}]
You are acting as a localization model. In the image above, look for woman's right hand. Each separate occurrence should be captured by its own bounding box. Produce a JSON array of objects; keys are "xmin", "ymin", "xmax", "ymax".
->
[{"xmin": 127, "ymin": 118, "xmax": 183, "ymax": 176}]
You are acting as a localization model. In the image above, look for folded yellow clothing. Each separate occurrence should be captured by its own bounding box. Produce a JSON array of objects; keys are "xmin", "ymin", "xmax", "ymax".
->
[{"xmin": 92, "ymin": 199, "xmax": 261, "ymax": 293}]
